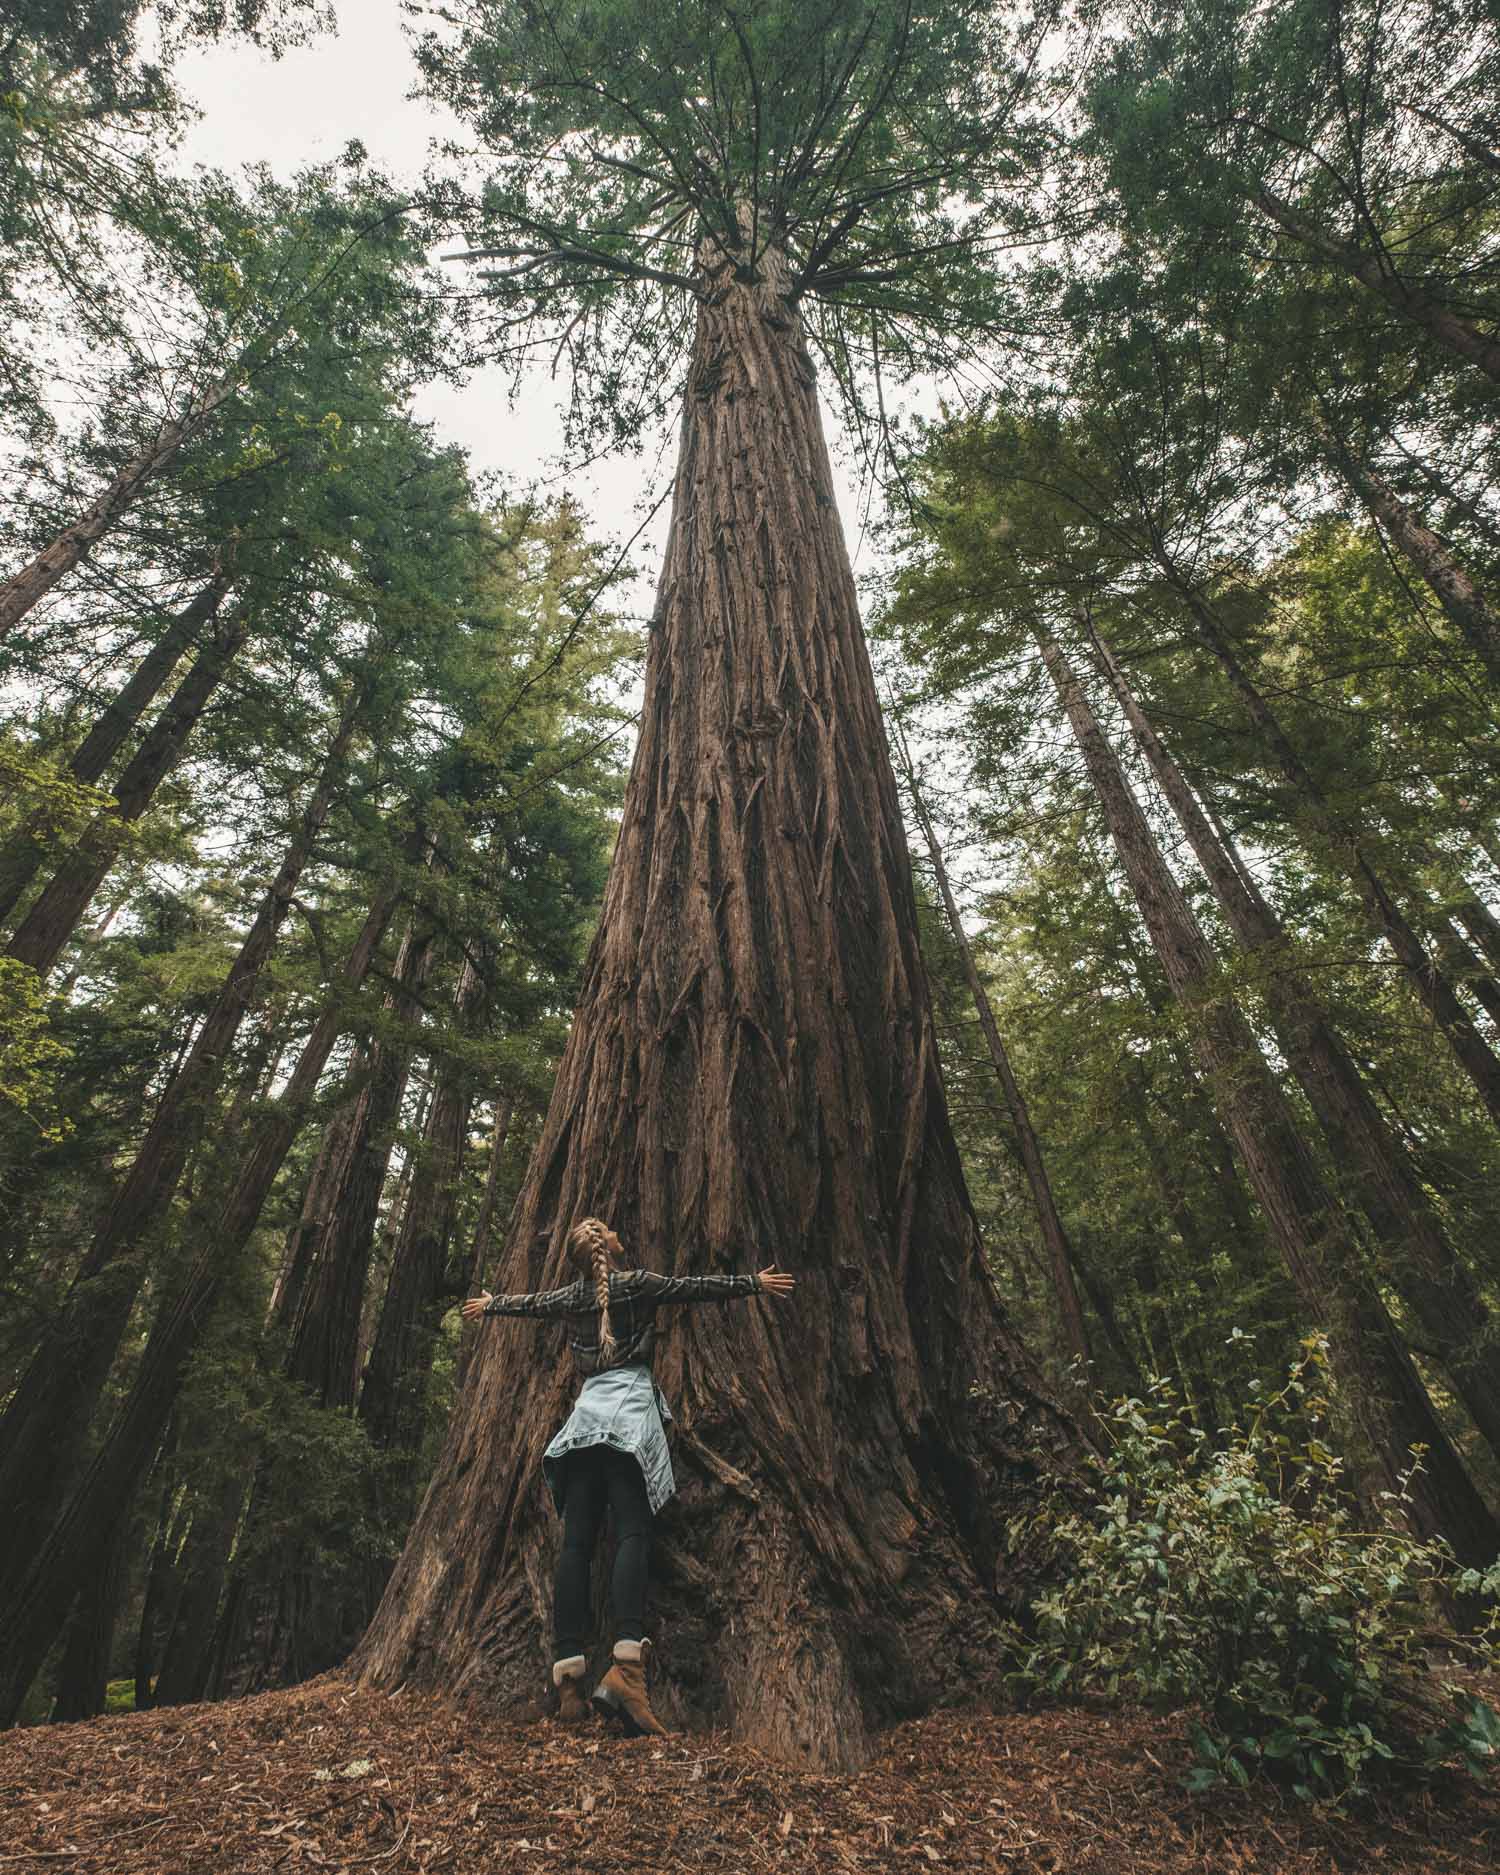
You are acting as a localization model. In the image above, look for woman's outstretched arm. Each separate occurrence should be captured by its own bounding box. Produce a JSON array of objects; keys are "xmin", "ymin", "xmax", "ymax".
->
[
  {"xmin": 622, "ymin": 1266, "xmax": 796, "ymax": 1305},
  {"xmin": 460, "ymin": 1281, "xmax": 587, "ymax": 1321}
]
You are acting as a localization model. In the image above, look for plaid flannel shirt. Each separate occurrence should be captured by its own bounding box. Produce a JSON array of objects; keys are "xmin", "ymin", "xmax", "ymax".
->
[{"xmin": 481, "ymin": 1267, "xmax": 762, "ymax": 1377}]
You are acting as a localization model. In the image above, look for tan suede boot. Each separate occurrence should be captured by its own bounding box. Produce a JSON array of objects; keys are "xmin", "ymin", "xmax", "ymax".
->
[
  {"xmin": 591, "ymin": 1638, "xmax": 669, "ymax": 1736},
  {"xmin": 553, "ymin": 1654, "xmax": 590, "ymax": 1725}
]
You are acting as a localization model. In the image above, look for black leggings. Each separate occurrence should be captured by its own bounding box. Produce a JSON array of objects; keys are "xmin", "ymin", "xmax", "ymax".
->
[{"xmin": 553, "ymin": 1445, "xmax": 654, "ymax": 1658}]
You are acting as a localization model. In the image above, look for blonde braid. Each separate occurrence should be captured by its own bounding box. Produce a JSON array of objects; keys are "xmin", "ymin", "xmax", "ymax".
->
[{"xmin": 567, "ymin": 1215, "xmax": 618, "ymax": 1364}]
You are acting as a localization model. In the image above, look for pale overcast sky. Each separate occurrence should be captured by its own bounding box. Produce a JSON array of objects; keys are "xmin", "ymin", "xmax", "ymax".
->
[{"xmin": 166, "ymin": 0, "xmax": 872, "ymax": 611}]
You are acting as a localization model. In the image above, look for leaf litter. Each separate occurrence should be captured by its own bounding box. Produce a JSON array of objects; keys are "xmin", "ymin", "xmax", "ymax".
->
[{"xmin": 0, "ymin": 1672, "xmax": 1495, "ymax": 1873}]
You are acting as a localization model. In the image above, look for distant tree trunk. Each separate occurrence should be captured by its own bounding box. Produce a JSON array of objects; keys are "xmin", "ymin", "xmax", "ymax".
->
[
  {"xmin": 197, "ymin": 913, "xmax": 441, "ymax": 1700},
  {"xmin": 0, "ymin": 572, "xmax": 233, "ymax": 926},
  {"xmin": 0, "ymin": 884, "xmax": 400, "ymax": 1724},
  {"xmin": 352, "ymin": 233, "xmax": 1078, "ymax": 1770},
  {"xmin": 1116, "ymin": 1054, "xmax": 1246, "ymax": 1424},
  {"xmin": 48, "ymin": 1513, "xmax": 130, "ymax": 1723},
  {"xmin": 7, "ymin": 603, "xmax": 254, "ymax": 976},
  {"xmin": 1065, "ymin": 1240, "xmax": 1142, "ymax": 1396},
  {"xmin": 1431, "ymin": 916, "xmax": 1500, "ymax": 1029},
  {"xmin": 1091, "ymin": 856, "xmax": 1266, "ymax": 1266},
  {"xmin": 132, "ymin": 1439, "xmax": 185, "ymax": 1713},
  {"xmin": 357, "ymin": 954, "xmax": 487, "ymax": 1489},
  {"xmin": 1042, "ymin": 632, "xmax": 1498, "ymax": 1565},
  {"xmin": 150, "ymin": 1468, "xmax": 252, "ymax": 1708},
  {"xmin": 454, "ymin": 1096, "xmax": 515, "ymax": 1392},
  {"xmin": 1089, "ymin": 627, "xmax": 1500, "ymax": 1464},
  {"xmin": 891, "ymin": 720, "xmax": 1091, "ymax": 1376},
  {"xmin": 1250, "ymin": 182, "xmax": 1500, "ymax": 383},
  {"xmin": 1168, "ymin": 575, "xmax": 1500, "ymax": 1128},
  {"xmin": 1316, "ymin": 426, "xmax": 1500, "ymax": 680},
  {"xmin": 282, "ymin": 909, "xmax": 439, "ymax": 1397},
  {"xmin": 0, "ymin": 698, "xmax": 362, "ymax": 1608},
  {"xmin": 467, "ymin": 1095, "xmax": 515, "ymax": 1290},
  {"xmin": 1454, "ymin": 892, "xmax": 1500, "ymax": 976},
  {"xmin": 0, "ymin": 375, "xmax": 239, "ymax": 640}
]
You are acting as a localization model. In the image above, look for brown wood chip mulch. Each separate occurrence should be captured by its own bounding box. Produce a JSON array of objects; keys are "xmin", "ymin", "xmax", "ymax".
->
[{"xmin": 1, "ymin": 1674, "xmax": 1496, "ymax": 1874}]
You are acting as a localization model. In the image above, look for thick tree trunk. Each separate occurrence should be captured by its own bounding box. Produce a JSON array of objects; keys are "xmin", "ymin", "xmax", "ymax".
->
[
  {"xmin": 1318, "ymin": 431, "xmax": 1500, "ymax": 680},
  {"xmin": 1042, "ymin": 634, "xmax": 1497, "ymax": 1565},
  {"xmin": 1090, "ymin": 628, "xmax": 1500, "ymax": 1462},
  {"xmin": 0, "ymin": 376, "xmax": 238, "ymax": 640},
  {"xmin": 0, "ymin": 701, "xmax": 362, "ymax": 1606},
  {"xmin": 0, "ymin": 573, "xmax": 232, "ymax": 926},
  {"xmin": 1250, "ymin": 182, "xmax": 1500, "ymax": 383},
  {"xmin": 0, "ymin": 886, "xmax": 400, "ymax": 1723},
  {"xmin": 350, "ymin": 240, "xmax": 1077, "ymax": 1769},
  {"xmin": 7, "ymin": 604, "xmax": 253, "ymax": 976},
  {"xmin": 1170, "ymin": 577, "xmax": 1500, "ymax": 1127},
  {"xmin": 892, "ymin": 723, "xmax": 1090, "ymax": 1375}
]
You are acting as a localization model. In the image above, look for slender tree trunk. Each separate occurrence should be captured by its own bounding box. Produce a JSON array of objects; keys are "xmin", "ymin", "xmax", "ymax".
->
[
  {"xmin": 0, "ymin": 885, "xmax": 400, "ymax": 1723},
  {"xmin": 1316, "ymin": 428, "xmax": 1500, "ymax": 679},
  {"xmin": 150, "ymin": 1469, "xmax": 252, "ymax": 1707},
  {"xmin": 0, "ymin": 376, "xmax": 238, "ymax": 640},
  {"xmin": 133, "ymin": 1440, "xmax": 184, "ymax": 1713},
  {"xmin": 454, "ymin": 1097, "xmax": 515, "ymax": 1394},
  {"xmin": 1117, "ymin": 1062, "xmax": 1236, "ymax": 1427},
  {"xmin": 7, "ymin": 604, "xmax": 254, "ymax": 976},
  {"xmin": 0, "ymin": 573, "xmax": 232, "ymax": 926},
  {"xmin": 0, "ymin": 700, "xmax": 362, "ymax": 1604},
  {"xmin": 1092, "ymin": 856, "xmax": 1265, "ymax": 1263},
  {"xmin": 214, "ymin": 916, "xmax": 445, "ymax": 1700},
  {"xmin": 1250, "ymin": 182, "xmax": 1500, "ymax": 383},
  {"xmin": 1454, "ymin": 893, "xmax": 1500, "ymax": 976},
  {"xmin": 280, "ymin": 911, "xmax": 439, "ymax": 1390},
  {"xmin": 48, "ymin": 1513, "xmax": 130, "ymax": 1723},
  {"xmin": 1066, "ymin": 1241, "xmax": 1143, "ymax": 1396},
  {"xmin": 467, "ymin": 1095, "xmax": 515, "ymax": 1290},
  {"xmin": 1431, "ymin": 916, "xmax": 1500, "ymax": 1028},
  {"xmin": 891, "ymin": 723, "xmax": 1090, "ymax": 1375},
  {"xmin": 1169, "ymin": 577, "xmax": 1500, "ymax": 1127},
  {"xmin": 1090, "ymin": 627, "xmax": 1500, "ymax": 1463},
  {"xmin": 1041, "ymin": 632, "xmax": 1497, "ymax": 1565},
  {"xmin": 358, "ymin": 955, "xmax": 487, "ymax": 1467}
]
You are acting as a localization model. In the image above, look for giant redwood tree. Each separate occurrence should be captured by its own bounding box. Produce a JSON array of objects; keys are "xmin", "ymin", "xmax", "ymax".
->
[{"xmin": 353, "ymin": 0, "xmax": 1075, "ymax": 1765}]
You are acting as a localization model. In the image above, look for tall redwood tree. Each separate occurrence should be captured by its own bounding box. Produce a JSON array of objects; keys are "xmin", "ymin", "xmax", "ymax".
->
[{"xmin": 353, "ymin": 0, "xmax": 1076, "ymax": 1765}]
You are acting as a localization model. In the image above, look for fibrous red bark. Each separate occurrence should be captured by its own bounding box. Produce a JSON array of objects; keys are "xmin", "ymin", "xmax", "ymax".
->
[{"xmin": 351, "ymin": 239, "xmax": 1076, "ymax": 1770}]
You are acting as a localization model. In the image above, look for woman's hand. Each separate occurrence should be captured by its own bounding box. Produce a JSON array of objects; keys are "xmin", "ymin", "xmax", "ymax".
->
[
  {"xmin": 756, "ymin": 1266, "xmax": 795, "ymax": 1299},
  {"xmin": 461, "ymin": 1291, "xmax": 494, "ymax": 1320}
]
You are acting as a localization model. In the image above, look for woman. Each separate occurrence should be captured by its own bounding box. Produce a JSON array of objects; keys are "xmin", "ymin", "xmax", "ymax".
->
[{"xmin": 462, "ymin": 1216, "xmax": 795, "ymax": 1735}]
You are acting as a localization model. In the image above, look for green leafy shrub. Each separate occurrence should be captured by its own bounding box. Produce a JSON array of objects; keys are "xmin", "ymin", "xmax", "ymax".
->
[{"xmin": 1016, "ymin": 1340, "xmax": 1500, "ymax": 1802}]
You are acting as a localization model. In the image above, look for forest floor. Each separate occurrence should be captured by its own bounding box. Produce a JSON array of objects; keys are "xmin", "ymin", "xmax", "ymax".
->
[{"xmin": 1, "ymin": 1673, "xmax": 1497, "ymax": 1874}]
